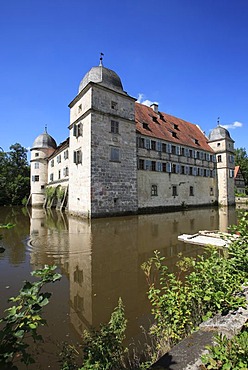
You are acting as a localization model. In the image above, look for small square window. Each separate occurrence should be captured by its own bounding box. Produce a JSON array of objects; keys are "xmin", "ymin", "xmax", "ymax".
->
[
  {"xmin": 172, "ymin": 185, "xmax": 177, "ymax": 196},
  {"xmin": 111, "ymin": 101, "xmax": 118, "ymax": 109},
  {"xmin": 151, "ymin": 185, "xmax": 158, "ymax": 196},
  {"xmin": 35, "ymin": 153, "xmax": 39, "ymax": 157},
  {"xmin": 190, "ymin": 186, "xmax": 194, "ymax": 196}
]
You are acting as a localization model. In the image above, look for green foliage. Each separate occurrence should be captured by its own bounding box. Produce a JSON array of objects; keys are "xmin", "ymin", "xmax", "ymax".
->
[
  {"xmin": 201, "ymin": 328, "xmax": 248, "ymax": 369},
  {"xmin": 79, "ymin": 298, "xmax": 127, "ymax": 370},
  {"xmin": 45, "ymin": 186, "xmax": 57, "ymax": 206},
  {"xmin": 142, "ymin": 220, "xmax": 248, "ymax": 352},
  {"xmin": 57, "ymin": 186, "xmax": 65, "ymax": 201},
  {"xmin": 0, "ymin": 143, "xmax": 30, "ymax": 206},
  {"xmin": 0, "ymin": 265, "xmax": 61, "ymax": 368}
]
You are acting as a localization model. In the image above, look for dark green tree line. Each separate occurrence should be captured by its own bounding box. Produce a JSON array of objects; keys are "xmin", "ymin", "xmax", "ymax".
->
[{"xmin": 0, "ymin": 143, "xmax": 30, "ymax": 206}]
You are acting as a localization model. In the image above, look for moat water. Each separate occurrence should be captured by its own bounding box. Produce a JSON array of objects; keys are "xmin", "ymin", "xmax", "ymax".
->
[{"xmin": 0, "ymin": 205, "xmax": 241, "ymax": 369}]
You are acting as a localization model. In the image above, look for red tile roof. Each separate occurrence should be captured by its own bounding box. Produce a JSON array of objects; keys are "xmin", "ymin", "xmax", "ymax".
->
[
  {"xmin": 234, "ymin": 165, "xmax": 240, "ymax": 178},
  {"xmin": 135, "ymin": 102, "xmax": 214, "ymax": 152}
]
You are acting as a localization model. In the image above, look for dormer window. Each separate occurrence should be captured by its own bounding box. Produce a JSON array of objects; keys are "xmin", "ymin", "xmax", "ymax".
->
[
  {"xmin": 195, "ymin": 139, "xmax": 199, "ymax": 145},
  {"xmin": 172, "ymin": 131, "xmax": 177, "ymax": 138},
  {"xmin": 152, "ymin": 116, "xmax": 158, "ymax": 123},
  {"xmin": 174, "ymin": 124, "xmax": 179, "ymax": 130},
  {"xmin": 143, "ymin": 122, "xmax": 149, "ymax": 130}
]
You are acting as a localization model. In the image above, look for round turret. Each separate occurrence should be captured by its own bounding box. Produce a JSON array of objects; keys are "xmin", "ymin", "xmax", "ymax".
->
[
  {"xmin": 78, "ymin": 65, "xmax": 124, "ymax": 93},
  {"xmin": 209, "ymin": 126, "xmax": 231, "ymax": 141},
  {"xmin": 32, "ymin": 131, "xmax": 57, "ymax": 150}
]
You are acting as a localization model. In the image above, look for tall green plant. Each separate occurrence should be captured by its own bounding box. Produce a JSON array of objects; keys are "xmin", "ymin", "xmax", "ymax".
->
[
  {"xmin": 79, "ymin": 298, "xmax": 127, "ymax": 370},
  {"xmin": 0, "ymin": 265, "xmax": 61, "ymax": 368}
]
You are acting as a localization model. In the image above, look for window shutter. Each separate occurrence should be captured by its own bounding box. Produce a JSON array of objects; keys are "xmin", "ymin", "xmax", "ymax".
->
[
  {"xmin": 156, "ymin": 162, "xmax": 162, "ymax": 172},
  {"xmin": 176, "ymin": 146, "xmax": 180, "ymax": 155},
  {"xmin": 193, "ymin": 167, "xmax": 197, "ymax": 176},
  {"xmin": 166, "ymin": 162, "xmax": 172, "ymax": 173},
  {"xmin": 185, "ymin": 148, "xmax": 189, "ymax": 157},
  {"xmin": 167, "ymin": 143, "xmax": 172, "ymax": 153},
  {"xmin": 145, "ymin": 138, "xmax": 151, "ymax": 149},
  {"xmin": 156, "ymin": 141, "xmax": 162, "ymax": 152}
]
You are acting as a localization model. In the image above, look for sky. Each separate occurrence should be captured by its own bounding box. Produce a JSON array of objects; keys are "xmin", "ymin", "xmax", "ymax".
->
[{"xmin": 1, "ymin": 0, "xmax": 248, "ymax": 156}]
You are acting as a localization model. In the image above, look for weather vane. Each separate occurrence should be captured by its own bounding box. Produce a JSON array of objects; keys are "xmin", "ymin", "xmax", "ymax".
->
[
  {"xmin": 45, "ymin": 124, "xmax": 48, "ymax": 133},
  {"xmin": 217, "ymin": 117, "xmax": 220, "ymax": 126},
  {"xmin": 99, "ymin": 52, "xmax": 104, "ymax": 66}
]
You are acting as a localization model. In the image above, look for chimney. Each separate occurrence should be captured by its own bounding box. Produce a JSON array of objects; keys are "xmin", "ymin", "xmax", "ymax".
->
[{"xmin": 150, "ymin": 102, "xmax": 158, "ymax": 114}]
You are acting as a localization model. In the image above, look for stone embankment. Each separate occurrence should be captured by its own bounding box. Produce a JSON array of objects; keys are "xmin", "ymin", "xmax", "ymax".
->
[{"xmin": 150, "ymin": 287, "xmax": 248, "ymax": 370}]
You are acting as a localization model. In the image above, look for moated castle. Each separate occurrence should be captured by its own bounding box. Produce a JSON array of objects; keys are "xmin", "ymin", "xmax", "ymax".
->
[{"xmin": 30, "ymin": 62, "xmax": 235, "ymax": 218}]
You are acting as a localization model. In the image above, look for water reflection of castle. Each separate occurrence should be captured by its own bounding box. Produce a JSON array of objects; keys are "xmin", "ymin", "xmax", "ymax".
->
[{"xmin": 29, "ymin": 207, "xmax": 237, "ymax": 341}]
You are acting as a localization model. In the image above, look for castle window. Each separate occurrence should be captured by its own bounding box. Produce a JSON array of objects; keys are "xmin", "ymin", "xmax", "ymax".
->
[
  {"xmin": 50, "ymin": 174, "xmax": 54, "ymax": 181},
  {"xmin": 172, "ymin": 145, "xmax": 176, "ymax": 154},
  {"xmin": 151, "ymin": 161, "xmax": 156, "ymax": 171},
  {"xmin": 32, "ymin": 175, "xmax": 39, "ymax": 182},
  {"xmin": 144, "ymin": 138, "xmax": 151, "ymax": 149},
  {"xmin": 172, "ymin": 185, "xmax": 177, "ymax": 196},
  {"xmin": 229, "ymin": 169, "xmax": 234, "ymax": 178},
  {"xmin": 110, "ymin": 147, "xmax": 120, "ymax": 162},
  {"xmin": 217, "ymin": 155, "xmax": 222, "ymax": 162},
  {"xmin": 51, "ymin": 159, "xmax": 54, "ymax": 167},
  {"xmin": 210, "ymin": 187, "xmax": 214, "ymax": 196},
  {"xmin": 138, "ymin": 159, "xmax": 144, "ymax": 170},
  {"xmin": 34, "ymin": 162, "xmax": 39, "ymax": 169},
  {"xmin": 151, "ymin": 140, "xmax": 156, "ymax": 150},
  {"xmin": 64, "ymin": 150, "xmax": 69, "ymax": 159},
  {"xmin": 73, "ymin": 123, "xmax": 83, "ymax": 138},
  {"xmin": 181, "ymin": 165, "xmax": 185, "ymax": 174},
  {"xmin": 58, "ymin": 170, "xmax": 61, "ymax": 179},
  {"xmin": 73, "ymin": 150, "xmax": 82, "ymax": 165},
  {"xmin": 41, "ymin": 185, "xmax": 45, "ymax": 189},
  {"xmin": 35, "ymin": 153, "xmax": 39, "ymax": 157},
  {"xmin": 57, "ymin": 155, "xmax": 61, "ymax": 163},
  {"xmin": 63, "ymin": 167, "xmax": 69, "ymax": 177},
  {"xmin": 111, "ymin": 101, "xmax": 117, "ymax": 109},
  {"xmin": 78, "ymin": 104, "xmax": 82, "ymax": 113},
  {"xmin": 151, "ymin": 185, "xmax": 158, "ymax": 196},
  {"xmin": 181, "ymin": 147, "xmax": 185, "ymax": 156},
  {"xmin": 190, "ymin": 186, "xmax": 194, "ymax": 196},
  {"xmin": 217, "ymin": 142, "xmax": 221, "ymax": 147},
  {"xmin": 138, "ymin": 137, "xmax": 145, "ymax": 148},
  {"xmin": 162, "ymin": 143, "xmax": 167, "ymax": 153},
  {"xmin": 111, "ymin": 120, "xmax": 119, "ymax": 134}
]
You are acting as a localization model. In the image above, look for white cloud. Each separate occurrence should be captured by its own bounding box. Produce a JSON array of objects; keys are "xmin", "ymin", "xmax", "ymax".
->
[
  {"xmin": 221, "ymin": 121, "xmax": 243, "ymax": 130},
  {"xmin": 137, "ymin": 93, "xmax": 158, "ymax": 107}
]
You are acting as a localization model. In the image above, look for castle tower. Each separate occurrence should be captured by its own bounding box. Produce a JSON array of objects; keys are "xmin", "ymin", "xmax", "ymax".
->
[
  {"xmin": 68, "ymin": 62, "xmax": 138, "ymax": 217},
  {"xmin": 208, "ymin": 126, "xmax": 235, "ymax": 206},
  {"xmin": 30, "ymin": 130, "xmax": 57, "ymax": 207}
]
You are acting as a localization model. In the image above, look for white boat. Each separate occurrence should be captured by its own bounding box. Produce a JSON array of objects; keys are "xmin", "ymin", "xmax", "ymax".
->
[{"xmin": 178, "ymin": 230, "xmax": 238, "ymax": 247}]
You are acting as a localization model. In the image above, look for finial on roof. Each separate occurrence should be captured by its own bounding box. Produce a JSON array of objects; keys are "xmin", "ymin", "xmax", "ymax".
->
[
  {"xmin": 217, "ymin": 117, "xmax": 220, "ymax": 126},
  {"xmin": 45, "ymin": 124, "xmax": 47, "ymax": 133},
  {"xmin": 99, "ymin": 52, "xmax": 104, "ymax": 66}
]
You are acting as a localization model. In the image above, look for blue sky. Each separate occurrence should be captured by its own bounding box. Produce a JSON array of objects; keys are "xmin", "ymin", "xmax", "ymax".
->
[{"xmin": 1, "ymin": 0, "xmax": 248, "ymax": 155}]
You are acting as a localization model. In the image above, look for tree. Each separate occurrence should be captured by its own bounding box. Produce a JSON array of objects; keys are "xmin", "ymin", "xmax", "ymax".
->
[
  {"xmin": 235, "ymin": 147, "xmax": 248, "ymax": 186},
  {"xmin": 0, "ymin": 143, "xmax": 30, "ymax": 206}
]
